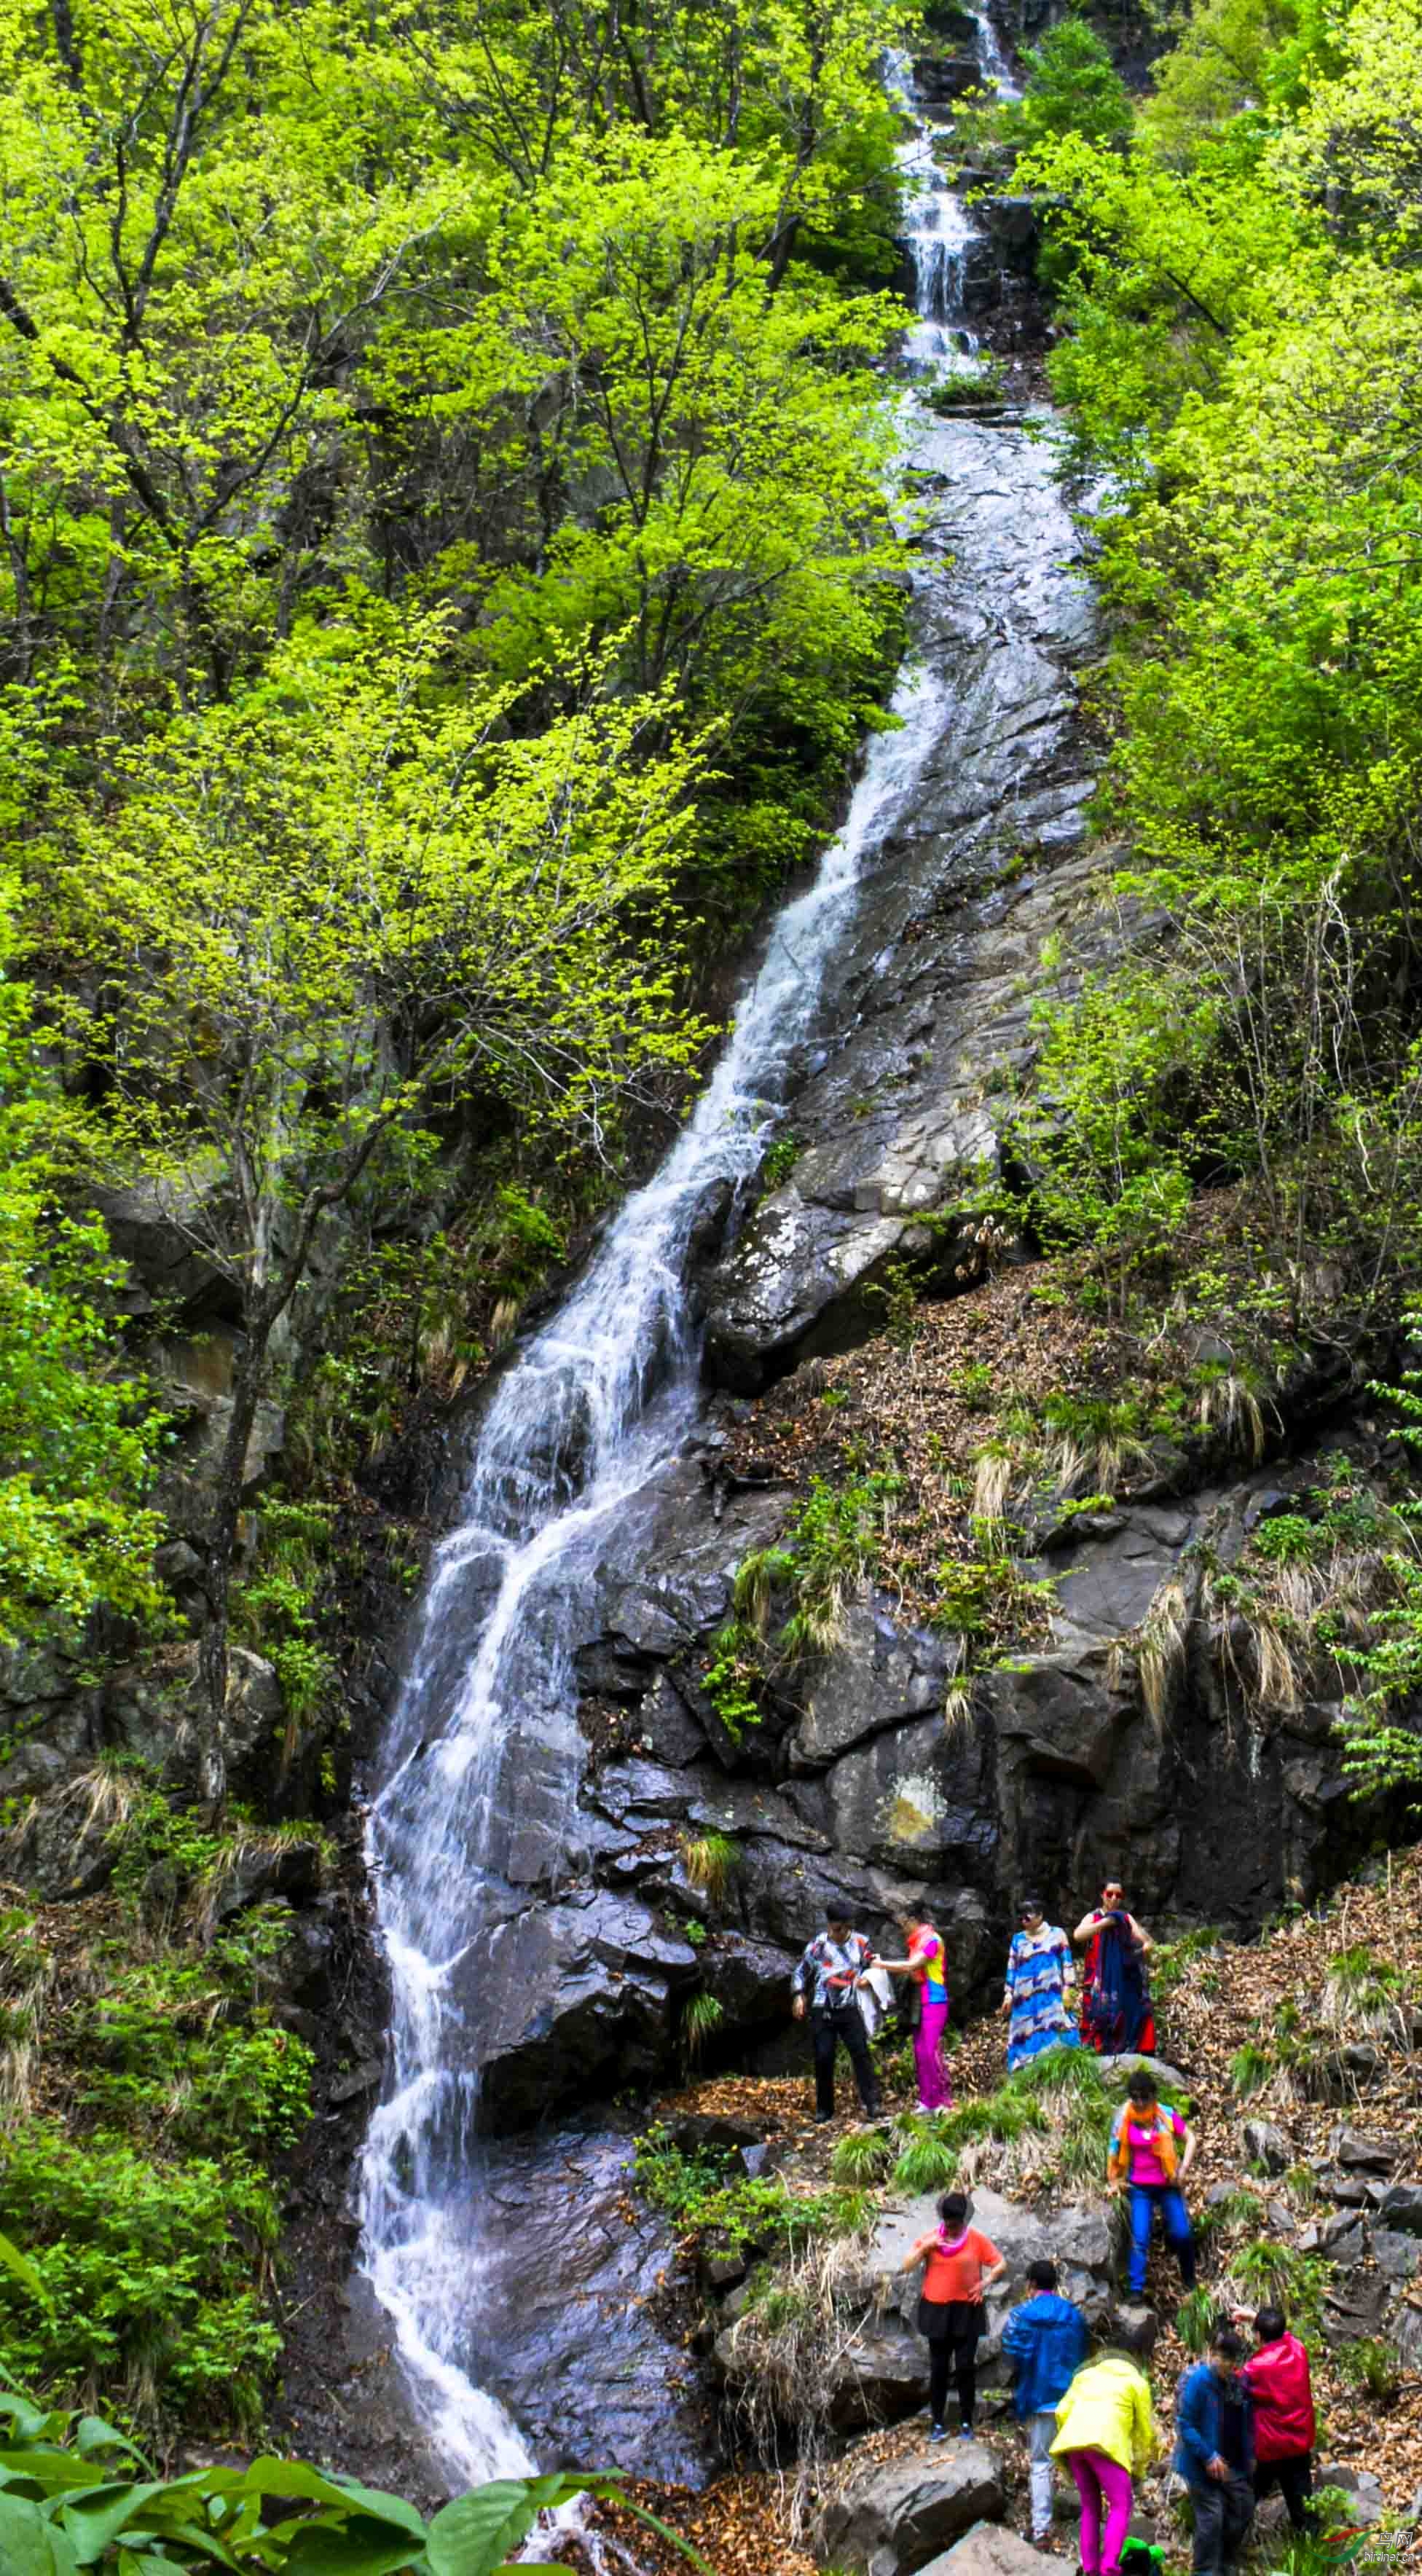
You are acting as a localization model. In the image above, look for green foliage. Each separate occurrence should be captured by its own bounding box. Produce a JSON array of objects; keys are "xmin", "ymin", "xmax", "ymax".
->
[
  {"xmin": 680, "ymin": 1830, "xmax": 741, "ymax": 1904},
  {"xmin": 890, "ymin": 2132, "xmax": 961, "ymax": 2194},
  {"xmin": 761, "ymin": 1135, "xmax": 801, "ymax": 1189},
  {"xmin": 0, "ymin": 893, "xmax": 168, "ymax": 1653},
  {"xmin": 1225, "ymin": 2238, "xmax": 1331, "ymax": 2331},
  {"xmin": 830, "ymin": 2127, "xmax": 895, "ymax": 2186},
  {"xmin": 1251, "ymin": 1515, "xmax": 1319, "ymax": 1566},
  {"xmin": 1017, "ymin": 18, "xmax": 1134, "ymax": 144},
  {"xmin": 0, "ymin": 2362, "xmax": 713, "ymax": 2570},
  {"xmin": 700, "ymin": 1617, "xmax": 769, "ymax": 1743},
  {"xmin": 232, "ymin": 1500, "xmax": 336, "ymax": 1765},
  {"xmin": 1337, "ymin": 2335, "xmax": 1400, "ymax": 2401},
  {"xmin": 731, "ymin": 1470, "xmax": 902, "ymax": 1669},
  {"xmin": 0, "ymin": 2127, "xmax": 284, "ymax": 2431},
  {"xmin": 1174, "ymin": 2286, "xmax": 1220, "ymax": 2355},
  {"xmin": 1150, "ymin": 1925, "xmax": 1224, "ymax": 2004},
  {"xmin": 0, "ymin": 1796, "xmax": 323, "ymax": 2433},
  {"xmin": 1337, "ymin": 1324, "xmax": 1422, "ymax": 1799},
  {"xmin": 632, "ymin": 2129, "xmax": 865, "ymax": 2252},
  {"xmin": 923, "ymin": 356, "xmax": 1007, "ymax": 412},
  {"xmin": 1229, "ymin": 2043, "xmax": 1275, "ymax": 2099},
  {"xmin": 1195, "ymin": 2187, "xmax": 1265, "ymax": 2241},
  {"xmin": 1009, "ymin": 1, "xmax": 1422, "ymax": 1343},
  {"xmin": 680, "ymin": 1990, "xmax": 726, "ymax": 2066}
]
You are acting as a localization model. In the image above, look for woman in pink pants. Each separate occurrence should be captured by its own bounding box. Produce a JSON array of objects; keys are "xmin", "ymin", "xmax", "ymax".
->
[
  {"xmin": 1050, "ymin": 2322, "xmax": 1158, "ymax": 2576},
  {"xmin": 874, "ymin": 1912, "xmax": 953, "ymax": 2110}
]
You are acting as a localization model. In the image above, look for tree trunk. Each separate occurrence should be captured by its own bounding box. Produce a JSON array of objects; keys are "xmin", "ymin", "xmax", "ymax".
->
[{"xmin": 196, "ymin": 1317, "xmax": 271, "ymax": 1810}]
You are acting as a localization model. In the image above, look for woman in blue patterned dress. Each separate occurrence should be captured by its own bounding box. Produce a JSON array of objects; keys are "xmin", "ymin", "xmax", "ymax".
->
[{"xmin": 999, "ymin": 1898, "xmax": 1080, "ymax": 2071}]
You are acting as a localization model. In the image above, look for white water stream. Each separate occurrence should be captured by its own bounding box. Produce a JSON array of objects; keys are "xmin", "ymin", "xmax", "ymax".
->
[{"xmin": 358, "ymin": 29, "xmax": 1015, "ymax": 2497}]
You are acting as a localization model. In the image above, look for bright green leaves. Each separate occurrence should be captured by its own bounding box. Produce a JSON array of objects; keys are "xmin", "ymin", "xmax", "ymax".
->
[
  {"xmin": 40, "ymin": 615, "xmax": 710, "ymax": 1221},
  {"xmin": 0, "ymin": 2407, "xmax": 716, "ymax": 2572},
  {"xmin": 1016, "ymin": 20, "xmax": 1132, "ymax": 146},
  {"xmin": 0, "ymin": 890, "xmax": 167, "ymax": 1649},
  {"xmin": 1017, "ymin": 0, "xmax": 1422, "ymax": 1325},
  {"xmin": 0, "ymin": 2492, "xmax": 79, "ymax": 2576}
]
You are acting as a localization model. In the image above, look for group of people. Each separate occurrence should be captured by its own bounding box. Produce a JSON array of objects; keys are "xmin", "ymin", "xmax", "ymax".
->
[
  {"xmin": 900, "ymin": 2197, "xmax": 1316, "ymax": 2575},
  {"xmin": 790, "ymin": 1878, "xmax": 1158, "ymax": 2124}
]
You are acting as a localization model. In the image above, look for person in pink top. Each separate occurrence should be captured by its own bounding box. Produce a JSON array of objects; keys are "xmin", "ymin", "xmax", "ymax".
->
[{"xmin": 873, "ymin": 1911, "xmax": 953, "ymax": 2110}]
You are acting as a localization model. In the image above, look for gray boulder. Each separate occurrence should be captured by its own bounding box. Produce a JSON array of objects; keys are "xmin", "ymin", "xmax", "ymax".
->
[
  {"xmin": 1371, "ymin": 2229, "xmax": 1420, "ymax": 2282},
  {"xmin": 1375, "ymin": 2183, "xmax": 1422, "ymax": 2236},
  {"xmin": 1242, "ymin": 2119, "xmax": 1290, "ymax": 2175},
  {"xmin": 921, "ymin": 2528, "xmax": 1057, "ymax": 2576},
  {"xmin": 1316, "ymin": 2467, "xmax": 1385, "ymax": 2529},
  {"xmin": 1096, "ymin": 2054, "xmax": 1192, "ymax": 2098},
  {"xmin": 701, "ymin": 1932, "xmax": 797, "ymax": 2027},
  {"xmin": 1329, "ymin": 2126, "xmax": 1399, "ymax": 2172},
  {"xmin": 457, "ymin": 1892, "xmax": 700, "ymax": 2129},
  {"xmin": 815, "ymin": 2440, "xmax": 1005, "ymax": 2576}
]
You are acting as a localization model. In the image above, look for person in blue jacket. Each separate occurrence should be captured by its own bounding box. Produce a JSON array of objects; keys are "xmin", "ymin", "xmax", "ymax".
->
[
  {"xmin": 1001, "ymin": 2258, "xmax": 1090, "ymax": 2542},
  {"xmin": 1174, "ymin": 2325, "xmax": 1256, "ymax": 2576}
]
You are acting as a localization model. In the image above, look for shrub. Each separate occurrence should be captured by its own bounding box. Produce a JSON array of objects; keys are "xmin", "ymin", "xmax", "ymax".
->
[
  {"xmin": 1337, "ymin": 2336, "xmax": 1399, "ymax": 2401},
  {"xmin": 0, "ymin": 2356, "xmax": 714, "ymax": 2572},
  {"xmin": 680, "ymin": 1830, "xmax": 741, "ymax": 1902},
  {"xmin": 680, "ymin": 1990, "xmax": 725, "ymax": 2066},
  {"xmin": 891, "ymin": 2131, "xmax": 961, "ymax": 2193},
  {"xmin": 1018, "ymin": 18, "xmax": 1133, "ymax": 145},
  {"xmin": 830, "ymin": 2128, "xmax": 895, "ymax": 2187},
  {"xmin": 0, "ymin": 2124, "xmax": 283, "ymax": 2431},
  {"xmin": 632, "ymin": 2131, "xmax": 863, "ymax": 2252},
  {"xmin": 1230, "ymin": 2042, "xmax": 1274, "ymax": 2099}
]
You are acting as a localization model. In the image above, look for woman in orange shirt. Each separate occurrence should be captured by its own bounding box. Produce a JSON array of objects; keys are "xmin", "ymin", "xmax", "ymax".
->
[{"xmin": 899, "ymin": 2189, "xmax": 1007, "ymax": 2441}]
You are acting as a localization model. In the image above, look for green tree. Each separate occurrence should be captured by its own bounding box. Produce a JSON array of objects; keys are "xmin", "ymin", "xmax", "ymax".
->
[
  {"xmin": 0, "ymin": 886, "xmax": 165, "ymax": 1651},
  {"xmin": 28, "ymin": 619, "xmax": 708, "ymax": 1791},
  {"xmin": 1019, "ymin": 18, "xmax": 1133, "ymax": 145}
]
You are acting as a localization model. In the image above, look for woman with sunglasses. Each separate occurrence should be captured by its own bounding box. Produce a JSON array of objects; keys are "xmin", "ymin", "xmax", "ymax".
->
[
  {"xmin": 999, "ymin": 1896, "xmax": 1080, "ymax": 2071},
  {"xmin": 1074, "ymin": 1880, "xmax": 1156, "ymax": 2055}
]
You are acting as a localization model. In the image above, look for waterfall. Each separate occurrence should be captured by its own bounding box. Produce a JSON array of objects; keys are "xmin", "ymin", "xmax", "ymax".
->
[
  {"xmin": 885, "ymin": 46, "xmax": 983, "ymax": 374},
  {"xmin": 358, "ymin": 12, "xmax": 1025, "ymax": 2494},
  {"xmin": 360, "ymin": 609, "xmax": 953, "ymax": 2494}
]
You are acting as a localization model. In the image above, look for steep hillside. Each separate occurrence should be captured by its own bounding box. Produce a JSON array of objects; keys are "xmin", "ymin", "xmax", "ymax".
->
[{"xmin": 587, "ymin": 1843, "xmax": 1422, "ymax": 2574}]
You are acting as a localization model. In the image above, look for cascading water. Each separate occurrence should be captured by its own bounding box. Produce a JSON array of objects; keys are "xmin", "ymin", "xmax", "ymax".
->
[
  {"xmin": 360, "ymin": 637, "xmax": 953, "ymax": 2493},
  {"xmin": 886, "ymin": 45, "xmax": 983, "ymax": 374},
  {"xmin": 358, "ymin": 7, "xmax": 1032, "ymax": 2494}
]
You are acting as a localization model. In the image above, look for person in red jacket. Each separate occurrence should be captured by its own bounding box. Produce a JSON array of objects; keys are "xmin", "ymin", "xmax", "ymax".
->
[{"xmin": 1238, "ymin": 2304, "xmax": 1316, "ymax": 2532}]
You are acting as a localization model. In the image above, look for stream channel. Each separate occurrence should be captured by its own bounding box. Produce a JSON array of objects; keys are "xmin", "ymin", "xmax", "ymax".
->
[{"xmin": 356, "ymin": 25, "xmax": 1094, "ymax": 2509}]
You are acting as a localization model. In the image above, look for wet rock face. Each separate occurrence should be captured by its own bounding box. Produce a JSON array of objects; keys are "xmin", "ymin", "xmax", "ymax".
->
[
  {"xmin": 462, "ymin": 1429, "xmax": 1404, "ymax": 2123},
  {"xmin": 699, "ymin": 419, "xmax": 1110, "ymax": 1394},
  {"xmin": 458, "ymin": 2124, "xmax": 716, "ymax": 2480}
]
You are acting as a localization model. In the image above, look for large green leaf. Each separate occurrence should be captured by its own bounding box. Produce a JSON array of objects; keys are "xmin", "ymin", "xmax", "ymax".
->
[
  {"xmin": 278, "ymin": 2513, "xmax": 428, "ymax": 2575},
  {"xmin": 0, "ymin": 2395, "xmax": 56, "ymax": 2443},
  {"xmin": 53, "ymin": 2481, "xmax": 170, "ymax": 2564},
  {"xmin": 423, "ymin": 2481, "xmax": 544, "ymax": 2576},
  {"xmin": 240, "ymin": 2462, "xmax": 425, "ymax": 2533},
  {"xmin": 0, "ymin": 2228, "xmax": 49, "ymax": 2309},
  {"xmin": 74, "ymin": 2419, "xmax": 153, "ymax": 2470},
  {"xmin": 0, "ymin": 2489, "xmax": 82, "ymax": 2575},
  {"xmin": 0, "ymin": 2451, "xmax": 106, "ymax": 2493}
]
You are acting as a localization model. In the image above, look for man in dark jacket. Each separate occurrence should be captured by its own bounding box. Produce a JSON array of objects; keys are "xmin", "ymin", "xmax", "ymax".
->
[
  {"xmin": 1240, "ymin": 2305, "xmax": 1316, "ymax": 2533},
  {"xmin": 790, "ymin": 1906, "xmax": 880, "ymax": 2121},
  {"xmin": 1001, "ymin": 2258, "xmax": 1089, "ymax": 2541},
  {"xmin": 1175, "ymin": 2326, "xmax": 1256, "ymax": 2576}
]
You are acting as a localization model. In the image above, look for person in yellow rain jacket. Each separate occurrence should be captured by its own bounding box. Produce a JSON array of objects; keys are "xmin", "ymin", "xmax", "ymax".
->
[{"xmin": 1052, "ymin": 2318, "xmax": 1159, "ymax": 2576}]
